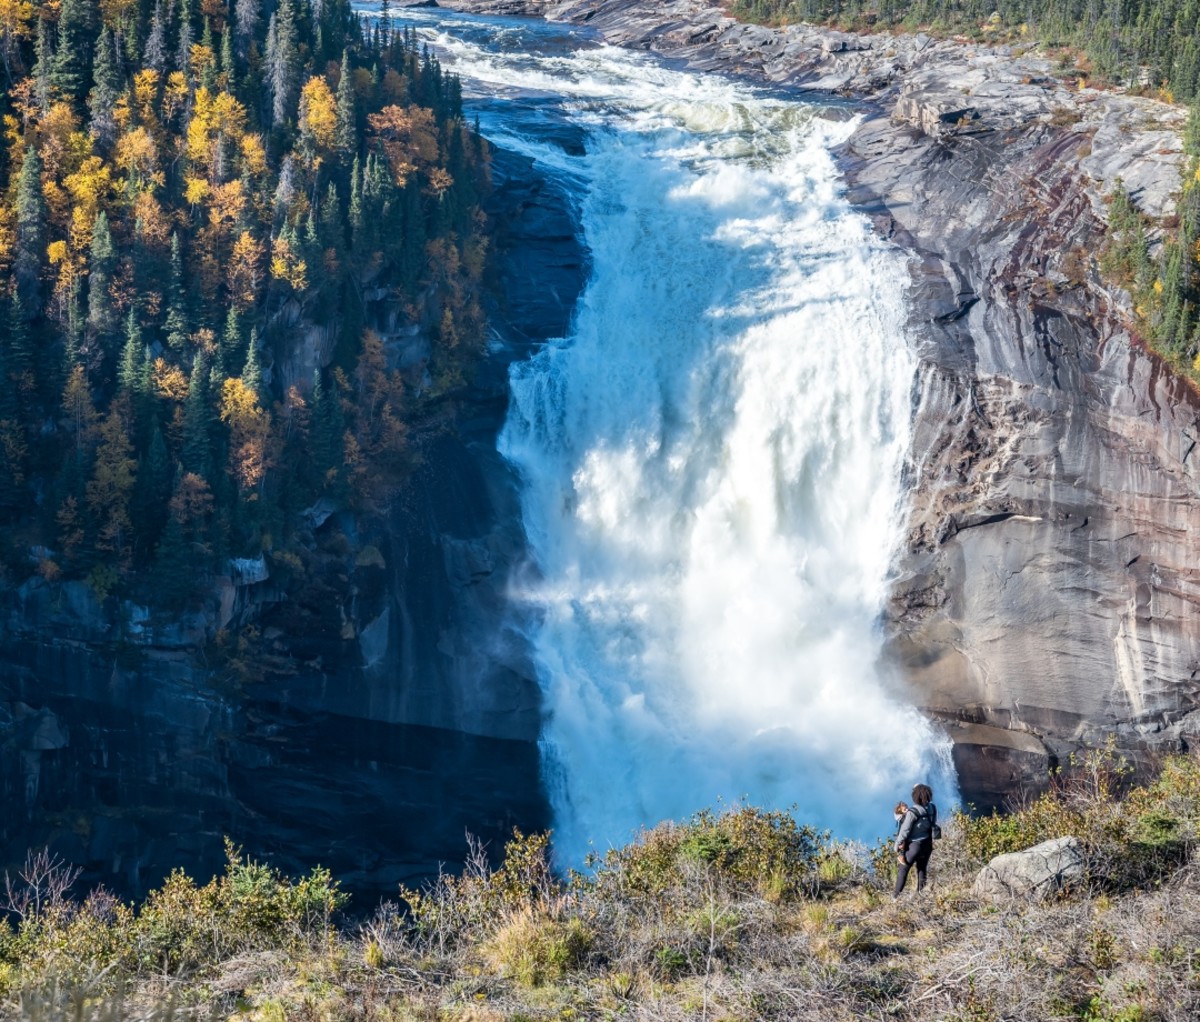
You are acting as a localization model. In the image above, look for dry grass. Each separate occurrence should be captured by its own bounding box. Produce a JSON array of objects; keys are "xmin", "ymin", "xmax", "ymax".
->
[{"xmin": 1, "ymin": 753, "xmax": 1199, "ymax": 1020}]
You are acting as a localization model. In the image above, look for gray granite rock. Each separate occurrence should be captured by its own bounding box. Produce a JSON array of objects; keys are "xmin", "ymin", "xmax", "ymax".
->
[
  {"xmin": 973, "ymin": 836, "xmax": 1084, "ymax": 899},
  {"xmin": 441, "ymin": 0, "xmax": 1200, "ymax": 807}
]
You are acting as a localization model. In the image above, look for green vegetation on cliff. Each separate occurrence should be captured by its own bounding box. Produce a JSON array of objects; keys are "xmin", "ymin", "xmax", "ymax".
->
[
  {"xmin": 1, "ymin": 750, "xmax": 1197, "ymax": 1020},
  {"xmin": 0, "ymin": 0, "xmax": 490, "ymax": 610},
  {"xmin": 732, "ymin": 0, "xmax": 1200, "ymax": 101},
  {"xmin": 1103, "ymin": 105, "xmax": 1200, "ymax": 379}
]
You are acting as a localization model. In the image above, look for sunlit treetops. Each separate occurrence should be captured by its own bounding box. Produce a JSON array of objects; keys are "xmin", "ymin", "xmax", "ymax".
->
[{"xmin": 0, "ymin": 0, "xmax": 491, "ymax": 609}]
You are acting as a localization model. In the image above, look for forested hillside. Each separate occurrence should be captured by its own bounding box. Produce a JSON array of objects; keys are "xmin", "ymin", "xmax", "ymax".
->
[
  {"xmin": 0, "ymin": 0, "xmax": 489, "ymax": 609},
  {"xmin": 732, "ymin": 0, "xmax": 1200, "ymax": 101}
]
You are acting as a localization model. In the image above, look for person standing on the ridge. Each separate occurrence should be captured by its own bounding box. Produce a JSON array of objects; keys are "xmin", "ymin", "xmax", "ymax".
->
[{"xmin": 894, "ymin": 783, "xmax": 938, "ymax": 897}]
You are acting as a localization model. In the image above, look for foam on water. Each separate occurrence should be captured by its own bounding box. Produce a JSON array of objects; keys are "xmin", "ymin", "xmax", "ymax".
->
[{"xmin": 399, "ymin": 10, "xmax": 959, "ymax": 858}]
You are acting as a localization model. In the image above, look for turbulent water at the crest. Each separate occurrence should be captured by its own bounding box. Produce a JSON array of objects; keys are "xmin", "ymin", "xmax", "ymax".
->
[{"xmin": 392, "ymin": 7, "xmax": 958, "ymax": 859}]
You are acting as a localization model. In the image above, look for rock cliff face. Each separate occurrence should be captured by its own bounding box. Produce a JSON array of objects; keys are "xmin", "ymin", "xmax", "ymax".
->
[
  {"xmin": 0, "ymin": 146, "xmax": 585, "ymax": 899},
  {"xmin": 444, "ymin": 0, "xmax": 1200, "ymax": 808}
]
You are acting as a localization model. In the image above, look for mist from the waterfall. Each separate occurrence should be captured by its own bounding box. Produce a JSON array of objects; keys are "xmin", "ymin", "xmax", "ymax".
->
[{"xmin": 418, "ymin": 15, "xmax": 960, "ymax": 860}]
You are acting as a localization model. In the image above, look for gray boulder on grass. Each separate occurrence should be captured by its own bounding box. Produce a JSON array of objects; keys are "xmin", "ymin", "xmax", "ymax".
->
[{"xmin": 972, "ymin": 836, "xmax": 1084, "ymax": 900}]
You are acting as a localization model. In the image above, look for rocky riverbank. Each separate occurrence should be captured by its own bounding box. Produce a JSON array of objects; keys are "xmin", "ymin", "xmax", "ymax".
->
[{"xmin": 439, "ymin": 0, "xmax": 1200, "ymax": 809}]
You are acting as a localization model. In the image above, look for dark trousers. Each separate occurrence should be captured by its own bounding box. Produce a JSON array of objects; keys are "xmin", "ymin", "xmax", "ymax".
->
[{"xmin": 894, "ymin": 838, "xmax": 932, "ymax": 896}]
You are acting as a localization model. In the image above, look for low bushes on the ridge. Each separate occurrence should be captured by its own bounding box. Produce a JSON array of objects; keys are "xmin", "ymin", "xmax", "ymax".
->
[{"xmin": 0, "ymin": 751, "xmax": 1198, "ymax": 1020}]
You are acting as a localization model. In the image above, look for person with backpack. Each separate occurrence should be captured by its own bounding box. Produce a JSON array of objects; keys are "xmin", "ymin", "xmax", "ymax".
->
[{"xmin": 894, "ymin": 783, "xmax": 939, "ymax": 897}]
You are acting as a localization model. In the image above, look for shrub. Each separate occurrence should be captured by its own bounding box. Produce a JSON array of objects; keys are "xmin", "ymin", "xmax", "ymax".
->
[
  {"xmin": 399, "ymin": 831, "xmax": 557, "ymax": 952},
  {"xmin": 960, "ymin": 748, "xmax": 1200, "ymax": 892},
  {"xmin": 481, "ymin": 909, "xmax": 591, "ymax": 987},
  {"xmin": 585, "ymin": 805, "xmax": 823, "ymax": 902},
  {"xmin": 132, "ymin": 840, "xmax": 345, "ymax": 975}
]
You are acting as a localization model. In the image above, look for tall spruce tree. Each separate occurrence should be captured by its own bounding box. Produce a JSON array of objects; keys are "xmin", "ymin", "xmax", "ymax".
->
[
  {"xmin": 165, "ymin": 233, "xmax": 190, "ymax": 353},
  {"xmin": 3, "ymin": 293, "xmax": 33, "ymax": 413},
  {"xmin": 200, "ymin": 18, "xmax": 217, "ymax": 91},
  {"xmin": 88, "ymin": 27, "xmax": 122, "ymax": 150},
  {"xmin": 32, "ymin": 16, "xmax": 52, "ymax": 114},
  {"xmin": 335, "ymin": 48, "xmax": 356, "ymax": 158},
  {"xmin": 177, "ymin": 0, "xmax": 194, "ymax": 76},
  {"xmin": 118, "ymin": 309, "xmax": 143, "ymax": 395},
  {"xmin": 267, "ymin": 0, "xmax": 298, "ymax": 125},
  {"xmin": 87, "ymin": 211, "xmax": 119, "ymax": 342},
  {"xmin": 242, "ymin": 328, "xmax": 262, "ymax": 399},
  {"xmin": 181, "ymin": 350, "xmax": 212, "ymax": 476},
  {"xmin": 14, "ymin": 147, "xmax": 45, "ymax": 316},
  {"xmin": 51, "ymin": 0, "xmax": 97, "ymax": 106},
  {"xmin": 145, "ymin": 0, "xmax": 169, "ymax": 72},
  {"xmin": 234, "ymin": 0, "xmax": 261, "ymax": 56}
]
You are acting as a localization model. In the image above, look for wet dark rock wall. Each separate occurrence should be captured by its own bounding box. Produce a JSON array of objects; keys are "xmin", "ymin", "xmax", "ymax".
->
[{"xmin": 0, "ymin": 145, "xmax": 586, "ymax": 903}]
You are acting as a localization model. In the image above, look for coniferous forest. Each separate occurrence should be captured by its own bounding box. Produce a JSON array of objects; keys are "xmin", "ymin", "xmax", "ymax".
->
[
  {"xmin": 0, "ymin": 0, "xmax": 489, "ymax": 610},
  {"xmin": 732, "ymin": 0, "xmax": 1200, "ymax": 102}
]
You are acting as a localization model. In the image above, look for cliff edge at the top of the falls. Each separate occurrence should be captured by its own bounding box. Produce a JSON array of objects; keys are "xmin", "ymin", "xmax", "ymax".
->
[{"xmin": 440, "ymin": 0, "xmax": 1200, "ymax": 807}]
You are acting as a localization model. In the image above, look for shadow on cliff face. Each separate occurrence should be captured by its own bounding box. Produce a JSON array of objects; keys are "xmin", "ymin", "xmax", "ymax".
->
[{"xmin": 0, "ymin": 140, "xmax": 587, "ymax": 906}]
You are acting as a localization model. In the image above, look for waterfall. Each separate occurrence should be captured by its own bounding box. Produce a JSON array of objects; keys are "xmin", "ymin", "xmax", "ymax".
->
[{"xmin": 411, "ymin": 12, "xmax": 959, "ymax": 859}]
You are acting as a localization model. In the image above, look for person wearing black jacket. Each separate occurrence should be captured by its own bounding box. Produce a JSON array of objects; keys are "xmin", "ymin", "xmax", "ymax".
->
[{"xmin": 894, "ymin": 783, "xmax": 938, "ymax": 896}]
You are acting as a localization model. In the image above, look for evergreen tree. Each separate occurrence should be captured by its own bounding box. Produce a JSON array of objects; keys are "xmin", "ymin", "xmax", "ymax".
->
[
  {"xmin": 234, "ymin": 0, "xmax": 261, "ymax": 57},
  {"xmin": 132, "ymin": 423, "xmax": 172, "ymax": 556},
  {"xmin": 88, "ymin": 27, "xmax": 122, "ymax": 150},
  {"xmin": 221, "ymin": 306, "xmax": 242, "ymax": 365},
  {"xmin": 14, "ymin": 146, "xmax": 46, "ymax": 316},
  {"xmin": 220, "ymin": 23, "xmax": 235, "ymax": 82},
  {"xmin": 267, "ymin": 0, "xmax": 298, "ymax": 125},
  {"xmin": 165, "ymin": 233, "xmax": 190, "ymax": 353},
  {"xmin": 181, "ymin": 350, "xmax": 212, "ymax": 476},
  {"xmin": 242, "ymin": 327, "xmax": 263, "ymax": 398},
  {"xmin": 119, "ymin": 308, "xmax": 143, "ymax": 394},
  {"xmin": 32, "ymin": 16, "xmax": 52, "ymax": 114},
  {"xmin": 335, "ymin": 48, "xmax": 356, "ymax": 158},
  {"xmin": 145, "ymin": 0, "xmax": 169, "ymax": 73},
  {"xmin": 51, "ymin": 0, "xmax": 96, "ymax": 106},
  {"xmin": 321, "ymin": 181, "xmax": 344, "ymax": 252},
  {"xmin": 274, "ymin": 154, "xmax": 297, "ymax": 214},
  {"xmin": 200, "ymin": 18, "xmax": 217, "ymax": 92},
  {"xmin": 177, "ymin": 0, "xmax": 194, "ymax": 76},
  {"xmin": 3, "ymin": 293, "xmax": 33, "ymax": 403},
  {"xmin": 87, "ymin": 211, "xmax": 119, "ymax": 342},
  {"xmin": 349, "ymin": 153, "xmax": 363, "ymax": 242}
]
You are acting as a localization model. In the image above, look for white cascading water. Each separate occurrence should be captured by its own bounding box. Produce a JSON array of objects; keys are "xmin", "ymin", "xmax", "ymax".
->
[{"xmin": 421, "ymin": 15, "xmax": 959, "ymax": 860}]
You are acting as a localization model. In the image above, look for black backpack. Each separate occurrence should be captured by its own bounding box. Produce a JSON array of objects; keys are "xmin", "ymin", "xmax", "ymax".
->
[{"xmin": 908, "ymin": 804, "xmax": 942, "ymax": 841}]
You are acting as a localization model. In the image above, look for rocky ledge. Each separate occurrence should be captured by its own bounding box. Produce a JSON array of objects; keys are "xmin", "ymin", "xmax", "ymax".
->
[{"xmin": 442, "ymin": 0, "xmax": 1200, "ymax": 809}]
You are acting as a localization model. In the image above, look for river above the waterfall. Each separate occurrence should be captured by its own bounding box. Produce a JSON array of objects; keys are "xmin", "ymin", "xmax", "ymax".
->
[{"xmin": 375, "ymin": 3, "xmax": 959, "ymax": 859}]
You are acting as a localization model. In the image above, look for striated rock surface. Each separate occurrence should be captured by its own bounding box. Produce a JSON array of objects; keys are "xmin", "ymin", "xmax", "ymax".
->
[{"xmin": 442, "ymin": 0, "xmax": 1200, "ymax": 808}]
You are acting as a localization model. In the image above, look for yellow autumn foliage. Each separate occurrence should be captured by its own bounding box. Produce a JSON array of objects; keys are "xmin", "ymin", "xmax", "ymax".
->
[
  {"xmin": 220, "ymin": 377, "xmax": 272, "ymax": 491},
  {"xmin": 184, "ymin": 176, "xmax": 212, "ymax": 206},
  {"xmin": 240, "ymin": 134, "xmax": 268, "ymax": 176},
  {"xmin": 299, "ymin": 76, "xmax": 338, "ymax": 152},
  {"xmin": 187, "ymin": 88, "xmax": 249, "ymax": 175},
  {"xmin": 270, "ymin": 235, "xmax": 308, "ymax": 292}
]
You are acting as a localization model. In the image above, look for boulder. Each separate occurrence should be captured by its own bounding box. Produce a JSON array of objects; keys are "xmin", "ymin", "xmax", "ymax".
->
[{"xmin": 972, "ymin": 836, "xmax": 1084, "ymax": 900}]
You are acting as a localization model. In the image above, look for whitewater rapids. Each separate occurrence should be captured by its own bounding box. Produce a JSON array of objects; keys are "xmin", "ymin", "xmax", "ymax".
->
[{"xmin": 412, "ymin": 10, "xmax": 959, "ymax": 859}]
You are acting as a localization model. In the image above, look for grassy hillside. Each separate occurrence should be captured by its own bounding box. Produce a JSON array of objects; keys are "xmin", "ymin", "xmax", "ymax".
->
[{"xmin": 0, "ymin": 746, "xmax": 1197, "ymax": 1020}]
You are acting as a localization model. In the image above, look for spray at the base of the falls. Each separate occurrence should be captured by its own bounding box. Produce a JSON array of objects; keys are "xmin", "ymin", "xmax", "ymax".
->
[{"xmin": 421, "ymin": 13, "xmax": 959, "ymax": 861}]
